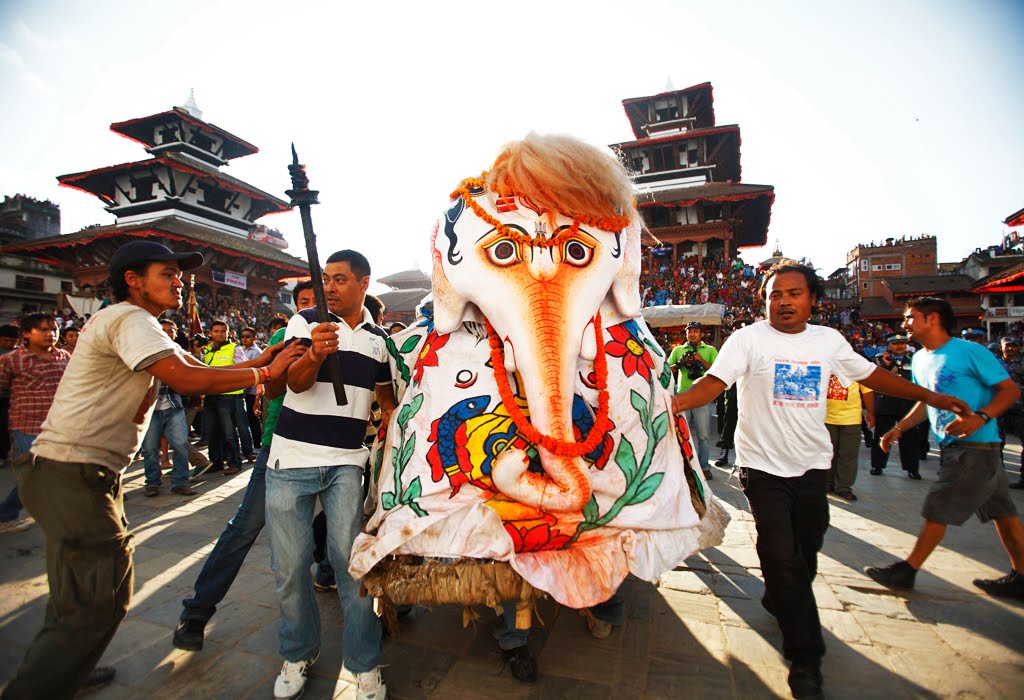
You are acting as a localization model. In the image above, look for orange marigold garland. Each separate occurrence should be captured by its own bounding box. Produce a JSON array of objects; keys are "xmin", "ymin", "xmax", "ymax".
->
[{"xmin": 486, "ymin": 312, "xmax": 612, "ymax": 458}]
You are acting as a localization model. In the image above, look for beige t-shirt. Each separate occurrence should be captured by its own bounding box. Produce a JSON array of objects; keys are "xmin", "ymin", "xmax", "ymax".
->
[{"xmin": 32, "ymin": 302, "xmax": 180, "ymax": 471}]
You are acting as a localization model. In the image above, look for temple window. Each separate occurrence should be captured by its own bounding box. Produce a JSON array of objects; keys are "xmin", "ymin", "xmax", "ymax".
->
[
  {"xmin": 654, "ymin": 98, "xmax": 679, "ymax": 122},
  {"xmin": 158, "ymin": 125, "xmax": 180, "ymax": 144},
  {"xmin": 190, "ymin": 130, "xmax": 215, "ymax": 152},
  {"xmin": 649, "ymin": 208, "xmax": 670, "ymax": 227},
  {"xmin": 651, "ymin": 145, "xmax": 675, "ymax": 171},
  {"xmin": 198, "ymin": 182, "xmax": 228, "ymax": 211},
  {"xmin": 15, "ymin": 275, "xmax": 44, "ymax": 292},
  {"xmin": 130, "ymin": 175, "xmax": 156, "ymax": 202}
]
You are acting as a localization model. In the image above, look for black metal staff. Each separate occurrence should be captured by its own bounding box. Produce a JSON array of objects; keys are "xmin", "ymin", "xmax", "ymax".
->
[{"xmin": 286, "ymin": 144, "xmax": 348, "ymax": 406}]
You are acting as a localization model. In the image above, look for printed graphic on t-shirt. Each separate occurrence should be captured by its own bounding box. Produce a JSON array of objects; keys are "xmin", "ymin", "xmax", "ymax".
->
[
  {"xmin": 932, "ymin": 366, "xmax": 958, "ymax": 438},
  {"xmin": 826, "ymin": 374, "xmax": 848, "ymax": 401},
  {"xmin": 772, "ymin": 361, "xmax": 822, "ymax": 407}
]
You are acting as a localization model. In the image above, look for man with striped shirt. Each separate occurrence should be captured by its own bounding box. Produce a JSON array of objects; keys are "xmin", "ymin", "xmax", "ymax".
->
[{"xmin": 266, "ymin": 249, "xmax": 395, "ymax": 700}]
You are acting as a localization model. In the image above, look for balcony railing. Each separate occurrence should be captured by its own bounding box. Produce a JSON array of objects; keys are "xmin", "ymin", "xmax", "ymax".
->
[{"xmin": 984, "ymin": 306, "xmax": 1024, "ymax": 318}]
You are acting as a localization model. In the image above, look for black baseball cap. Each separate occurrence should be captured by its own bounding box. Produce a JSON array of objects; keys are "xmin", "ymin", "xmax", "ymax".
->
[
  {"xmin": 109, "ymin": 241, "xmax": 203, "ymax": 278},
  {"xmin": 686, "ymin": 321, "xmax": 703, "ymax": 330},
  {"xmin": 1001, "ymin": 336, "xmax": 1021, "ymax": 346}
]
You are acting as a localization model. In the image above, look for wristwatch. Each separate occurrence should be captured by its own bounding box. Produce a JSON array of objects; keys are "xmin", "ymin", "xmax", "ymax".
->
[{"xmin": 976, "ymin": 411, "xmax": 992, "ymax": 423}]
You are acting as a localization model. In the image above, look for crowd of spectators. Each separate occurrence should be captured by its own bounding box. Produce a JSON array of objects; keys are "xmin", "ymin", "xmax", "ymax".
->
[
  {"xmin": 640, "ymin": 251, "xmax": 908, "ymax": 357},
  {"xmin": 4, "ymin": 290, "xmax": 287, "ymax": 349}
]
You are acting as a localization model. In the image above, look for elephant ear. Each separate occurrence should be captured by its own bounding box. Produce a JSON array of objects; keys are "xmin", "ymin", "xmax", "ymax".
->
[
  {"xmin": 431, "ymin": 216, "xmax": 469, "ymax": 334},
  {"xmin": 611, "ymin": 217, "xmax": 642, "ymax": 318}
]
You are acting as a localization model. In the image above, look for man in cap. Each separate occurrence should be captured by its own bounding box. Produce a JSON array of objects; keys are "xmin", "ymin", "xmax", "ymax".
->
[
  {"xmin": 668, "ymin": 321, "xmax": 718, "ymax": 479},
  {"xmin": 1, "ymin": 241, "xmax": 303, "ymax": 699},
  {"xmin": 961, "ymin": 327, "xmax": 987, "ymax": 344},
  {"xmin": 998, "ymin": 336, "xmax": 1024, "ymax": 489},
  {"xmin": 870, "ymin": 333, "xmax": 927, "ymax": 479}
]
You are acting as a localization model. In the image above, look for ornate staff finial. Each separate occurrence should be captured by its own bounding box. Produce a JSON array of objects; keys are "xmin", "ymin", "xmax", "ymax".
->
[{"xmin": 287, "ymin": 144, "xmax": 347, "ymax": 406}]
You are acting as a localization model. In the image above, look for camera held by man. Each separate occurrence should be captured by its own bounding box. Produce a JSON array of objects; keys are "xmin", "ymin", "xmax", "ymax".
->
[{"xmin": 674, "ymin": 346, "xmax": 707, "ymax": 380}]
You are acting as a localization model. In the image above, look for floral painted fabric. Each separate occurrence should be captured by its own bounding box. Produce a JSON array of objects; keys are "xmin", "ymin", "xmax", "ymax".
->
[{"xmin": 350, "ymin": 306, "xmax": 729, "ymax": 608}]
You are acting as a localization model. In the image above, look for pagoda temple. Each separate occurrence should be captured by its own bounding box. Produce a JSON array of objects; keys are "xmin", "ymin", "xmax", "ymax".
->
[
  {"xmin": 3, "ymin": 95, "xmax": 307, "ymax": 305},
  {"xmin": 610, "ymin": 82, "xmax": 774, "ymax": 266}
]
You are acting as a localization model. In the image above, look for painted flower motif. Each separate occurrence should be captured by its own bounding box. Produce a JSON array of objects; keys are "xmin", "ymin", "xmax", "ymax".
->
[
  {"xmin": 412, "ymin": 331, "xmax": 450, "ymax": 384},
  {"xmin": 504, "ymin": 522, "xmax": 573, "ymax": 552},
  {"xmin": 674, "ymin": 415, "xmax": 694, "ymax": 461},
  {"xmin": 605, "ymin": 323, "xmax": 655, "ymax": 382}
]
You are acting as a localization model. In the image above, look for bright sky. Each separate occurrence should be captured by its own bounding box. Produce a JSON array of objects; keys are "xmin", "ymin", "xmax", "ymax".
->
[{"xmin": 1, "ymin": 0, "xmax": 1022, "ymax": 284}]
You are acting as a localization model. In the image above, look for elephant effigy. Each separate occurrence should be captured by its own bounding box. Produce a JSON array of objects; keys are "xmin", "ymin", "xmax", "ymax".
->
[{"xmin": 349, "ymin": 134, "xmax": 729, "ymax": 610}]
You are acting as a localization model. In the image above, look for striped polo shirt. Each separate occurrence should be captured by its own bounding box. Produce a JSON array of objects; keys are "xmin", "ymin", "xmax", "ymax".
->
[{"xmin": 269, "ymin": 307, "xmax": 390, "ymax": 469}]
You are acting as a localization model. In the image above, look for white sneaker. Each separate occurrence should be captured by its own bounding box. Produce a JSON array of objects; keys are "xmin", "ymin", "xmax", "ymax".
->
[
  {"xmin": 354, "ymin": 666, "xmax": 387, "ymax": 700},
  {"xmin": 274, "ymin": 650, "xmax": 319, "ymax": 700}
]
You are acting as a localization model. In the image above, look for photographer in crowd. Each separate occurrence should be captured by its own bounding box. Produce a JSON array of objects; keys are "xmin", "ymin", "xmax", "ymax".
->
[{"xmin": 668, "ymin": 321, "xmax": 718, "ymax": 479}]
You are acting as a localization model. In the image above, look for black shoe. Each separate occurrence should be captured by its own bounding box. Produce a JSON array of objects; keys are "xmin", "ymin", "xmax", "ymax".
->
[
  {"xmin": 973, "ymin": 570, "xmax": 1024, "ymax": 598},
  {"xmin": 870, "ymin": 467, "xmax": 883, "ymax": 475},
  {"xmin": 1009, "ymin": 480, "xmax": 1024, "ymax": 490},
  {"xmin": 714, "ymin": 449, "xmax": 730, "ymax": 467},
  {"xmin": 908, "ymin": 471, "xmax": 922, "ymax": 480},
  {"xmin": 502, "ymin": 645, "xmax": 538, "ymax": 683},
  {"xmin": 836, "ymin": 491, "xmax": 858, "ymax": 501},
  {"xmin": 703, "ymin": 468, "xmax": 714, "ymax": 481},
  {"xmin": 244, "ymin": 453, "xmax": 258, "ymax": 463},
  {"xmin": 865, "ymin": 561, "xmax": 917, "ymax": 590},
  {"xmin": 173, "ymin": 618, "xmax": 206, "ymax": 651},
  {"xmin": 788, "ymin": 662, "xmax": 823, "ymax": 700},
  {"xmin": 78, "ymin": 666, "xmax": 115, "ymax": 695},
  {"xmin": 144, "ymin": 485, "xmax": 160, "ymax": 497}
]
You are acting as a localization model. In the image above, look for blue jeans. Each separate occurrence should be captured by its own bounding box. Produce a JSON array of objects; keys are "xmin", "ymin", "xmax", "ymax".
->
[
  {"xmin": 233, "ymin": 395, "xmax": 254, "ymax": 456},
  {"xmin": 0, "ymin": 431, "xmax": 33, "ymax": 522},
  {"xmin": 684, "ymin": 402, "xmax": 713, "ymax": 470},
  {"xmin": 495, "ymin": 590, "xmax": 625, "ymax": 649},
  {"xmin": 205, "ymin": 395, "xmax": 243, "ymax": 468},
  {"xmin": 180, "ymin": 445, "xmax": 270, "ymax": 623},
  {"xmin": 142, "ymin": 407, "xmax": 191, "ymax": 489},
  {"xmin": 265, "ymin": 463, "xmax": 381, "ymax": 671}
]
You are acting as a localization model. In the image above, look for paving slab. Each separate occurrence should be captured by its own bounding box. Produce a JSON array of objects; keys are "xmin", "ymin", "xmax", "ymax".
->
[{"xmin": 0, "ymin": 443, "xmax": 1021, "ymax": 698}]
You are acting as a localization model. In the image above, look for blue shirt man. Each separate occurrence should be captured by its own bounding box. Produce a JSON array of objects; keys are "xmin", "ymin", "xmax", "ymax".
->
[{"xmin": 866, "ymin": 296, "xmax": 1024, "ymax": 600}]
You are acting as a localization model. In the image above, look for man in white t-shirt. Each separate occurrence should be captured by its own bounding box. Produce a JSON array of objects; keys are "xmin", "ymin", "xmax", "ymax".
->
[
  {"xmin": 672, "ymin": 260, "xmax": 966, "ymax": 700},
  {"xmin": 2, "ymin": 241, "xmax": 304, "ymax": 700}
]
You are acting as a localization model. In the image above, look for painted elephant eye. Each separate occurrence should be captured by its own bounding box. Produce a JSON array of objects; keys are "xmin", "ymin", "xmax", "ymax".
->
[
  {"xmin": 561, "ymin": 238, "xmax": 595, "ymax": 267},
  {"xmin": 484, "ymin": 238, "xmax": 522, "ymax": 267}
]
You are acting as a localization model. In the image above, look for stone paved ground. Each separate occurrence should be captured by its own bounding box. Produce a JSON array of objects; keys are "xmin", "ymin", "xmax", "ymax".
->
[{"xmin": 2, "ymin": 441, "xmax": 1023, "ymax": 699}]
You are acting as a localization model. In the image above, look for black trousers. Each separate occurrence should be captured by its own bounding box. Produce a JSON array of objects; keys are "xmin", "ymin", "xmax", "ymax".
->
[
  {"xmin": 719, "ymin": 385, "xmax": 738, "ymax": 450},
  {"xmin": 741, "ymin": 467, "xmax": 829, "ymax": 665},
  {"xmin": 871, "ymin": 413, "xmax": 926, "ymax": 474}
]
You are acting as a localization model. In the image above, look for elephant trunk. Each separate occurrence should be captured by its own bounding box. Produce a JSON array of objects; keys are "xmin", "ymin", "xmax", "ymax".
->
[{"xmin": 491, "ymin": 294, "xmax": 594, "ymax": 513}]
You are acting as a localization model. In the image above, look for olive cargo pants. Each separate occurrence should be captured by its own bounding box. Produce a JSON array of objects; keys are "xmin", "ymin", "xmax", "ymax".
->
[{"xmin": 2, "ymin": 455, "xmax": 133, "ymax": 700}]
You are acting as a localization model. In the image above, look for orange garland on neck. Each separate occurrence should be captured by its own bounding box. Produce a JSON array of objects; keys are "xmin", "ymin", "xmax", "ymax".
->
[
  {"xmin": 450, "ymin": 173, "xmax": 632, "ymax": 250},
  {"xmin": 486, "ymin": 313, "xmax": 612, "ymax": 458}
]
